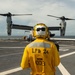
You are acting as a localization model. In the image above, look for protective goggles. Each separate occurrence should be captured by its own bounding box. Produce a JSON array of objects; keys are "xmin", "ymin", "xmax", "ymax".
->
[{"xmin": 36, "ymin": 27, "xmax": 45, "ymax": 31}]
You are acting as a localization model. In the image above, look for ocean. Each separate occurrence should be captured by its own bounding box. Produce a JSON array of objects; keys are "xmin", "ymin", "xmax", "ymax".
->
[
  {"xmin": 0, "ymin": 36, "xmax": 23, "ymax": 40},
  {"xmin": 0, "ymin": 35, "xmax": 75, "ymax": 40}
]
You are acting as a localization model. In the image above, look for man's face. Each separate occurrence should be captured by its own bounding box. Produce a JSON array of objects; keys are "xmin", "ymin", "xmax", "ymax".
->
[{"xmin": 35, "ymin": 25, "xmax": 46, "ymax": 36}]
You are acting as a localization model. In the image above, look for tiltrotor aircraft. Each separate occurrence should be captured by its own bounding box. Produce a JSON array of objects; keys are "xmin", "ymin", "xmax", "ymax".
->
[
  {"xmin": 47, "ymin": 15, "xmax": 75, "ymax": 36},
  {"xmin": 0, "ymin": 12, "xmax": 75, "ymax": 37}
]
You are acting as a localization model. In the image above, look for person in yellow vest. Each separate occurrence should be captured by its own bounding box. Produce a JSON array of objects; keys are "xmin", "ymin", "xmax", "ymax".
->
[{"xmin": 21, "ymin": 23, "xmax": 60, "ymax": 75}]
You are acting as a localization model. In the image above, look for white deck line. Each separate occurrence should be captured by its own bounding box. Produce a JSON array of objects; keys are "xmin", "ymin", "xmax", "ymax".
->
[
  {"xmin": 0, "ymin": 51, "xmax": 75, "ymax": 75},
  {"xmin": 0, "ymin": 67, "xmax": 22, "ymax": 75},
  {"xmin": 51, "ymin": 38, "xmax": 75, "ymax": 41}
]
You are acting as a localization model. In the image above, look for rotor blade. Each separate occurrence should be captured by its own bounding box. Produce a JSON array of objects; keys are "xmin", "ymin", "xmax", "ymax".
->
[
  {"xmin": 0, "ymin": 12, "xmax": 32, "ymax": 16},
  {"xmin": 0, "ymin": 14, "xmax": 7, "ymax": 16},
  {"xmin": 0, "ymin": 12, "xmax": 12, "ymax": 16},
  {"xmin": 12, "ymin": 14, "xmax": 32, "ymax": 16},
  {"xmin": 65, "ymin": 18, "xmax": 75, "ymax": 20},
  {"xmin": 47, "ymin": 15, "xmax": 60, "ymax": 18}
]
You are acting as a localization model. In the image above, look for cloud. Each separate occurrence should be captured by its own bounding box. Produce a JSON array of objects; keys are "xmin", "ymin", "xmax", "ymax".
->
[{"xmin": 0, "ymin": 0, "xmax": 75, "ymax": 36}]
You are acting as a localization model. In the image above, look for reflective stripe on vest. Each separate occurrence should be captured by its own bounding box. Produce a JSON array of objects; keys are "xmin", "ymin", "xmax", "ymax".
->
[{"xmin": 29, "ymin": 42, "xmax": 50, "ymax": 48}]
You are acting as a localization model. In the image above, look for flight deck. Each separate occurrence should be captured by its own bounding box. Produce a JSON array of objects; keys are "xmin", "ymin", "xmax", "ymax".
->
[{"xmin": 0, "ymin": 40, "xmax": 75, "ymax": 75}]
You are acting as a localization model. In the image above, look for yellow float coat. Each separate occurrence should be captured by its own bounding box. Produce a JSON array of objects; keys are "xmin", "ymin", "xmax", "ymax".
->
[{"xmin": 21, "ymin": 38, "xmax": 60, "ymax": 75}]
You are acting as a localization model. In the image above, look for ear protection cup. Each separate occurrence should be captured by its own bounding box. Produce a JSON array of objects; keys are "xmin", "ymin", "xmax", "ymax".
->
[
  {"xmin": 32, "ymin": 31, "xmax": 35, "ymax": 37},
  {"xmin": 32, "ymin": 25, "xmax": 36, "ymax": 37},
  {"xmin": 46, "ymin": 31, "xmax": 49, "ymax": 38}
]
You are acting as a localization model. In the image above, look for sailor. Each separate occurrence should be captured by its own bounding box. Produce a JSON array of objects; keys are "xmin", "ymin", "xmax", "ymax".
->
[{"xmin": 21, "ymin": 23, "xmax": 60, "ymax": 75}]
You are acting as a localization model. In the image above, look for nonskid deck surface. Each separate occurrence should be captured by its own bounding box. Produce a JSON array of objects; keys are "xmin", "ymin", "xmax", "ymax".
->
[{"xmin": 0, "ymin": 40, "xmax": 75, "ymax": 75}]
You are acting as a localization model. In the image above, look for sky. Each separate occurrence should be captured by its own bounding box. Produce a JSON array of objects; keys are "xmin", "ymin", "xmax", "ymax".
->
[{"xmin": 0, "ymin": 0, "xmax": 75, "ymax": 36}]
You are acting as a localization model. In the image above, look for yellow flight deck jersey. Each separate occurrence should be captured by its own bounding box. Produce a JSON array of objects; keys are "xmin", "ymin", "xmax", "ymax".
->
[{"xmin": 21, "ymin": 38, "xmax": 60, "ymax": 75}]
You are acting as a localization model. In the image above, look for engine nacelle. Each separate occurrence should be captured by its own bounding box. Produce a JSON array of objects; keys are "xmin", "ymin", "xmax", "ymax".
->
[
  {"xmin": 60, "ymin": 27, "xmax": 66, "ymax": 36},
  {"xmin": 60, "ymin": 21, "xmax": 66, "ymax": 36},
  {"xmin": 6, "ymin": 15, "xmax": 12, "ymax": 35},
  {"xmin": 7, "ymin": 23, "xmax": 12, "ymax": 35}
]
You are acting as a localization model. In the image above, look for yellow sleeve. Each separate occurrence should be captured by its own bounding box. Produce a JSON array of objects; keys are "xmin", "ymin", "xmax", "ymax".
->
[
  {"xmin": 52, "ymin": 43, "xmax": 60, "ymax": 66},
  {"xmin": 21, "ymin": 47, "xmax": 30, "ymax": 69}
]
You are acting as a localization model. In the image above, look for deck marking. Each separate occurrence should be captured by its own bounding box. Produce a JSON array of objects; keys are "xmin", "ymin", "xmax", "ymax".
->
[
  {"xmin": 58, "ymin": 63, "xmax": 70, "ymax": 75},
  {"xmin": 57, "ymin": 51, "xmax": 75, "ymax": 75},
  {"xmin": 60, "ymin": 51, "xmax": 75, "ymax": 58},
  {"xmin": 0, "ymin": 51, "xmax": 75, "ymax": 75},
  {"xmin": 0, "ymin": 67, "xmax": 22, "ymax": 75},
  {"xmin": 0, "ymin": 47, "xmax": 24, "ymax": 48},
  {"xmin": 0, "ymin": 52, "xmax": 23, "ymax": 58},
  {"xmin": 59, "ymin": 49, "xmax": 69, "ymax": 51}
]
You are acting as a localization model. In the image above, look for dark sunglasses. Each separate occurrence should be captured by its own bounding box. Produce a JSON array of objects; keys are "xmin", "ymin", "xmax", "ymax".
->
[{"xmin": 36, "ymin": 27, "xmax": 45, "ymax": 31}]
